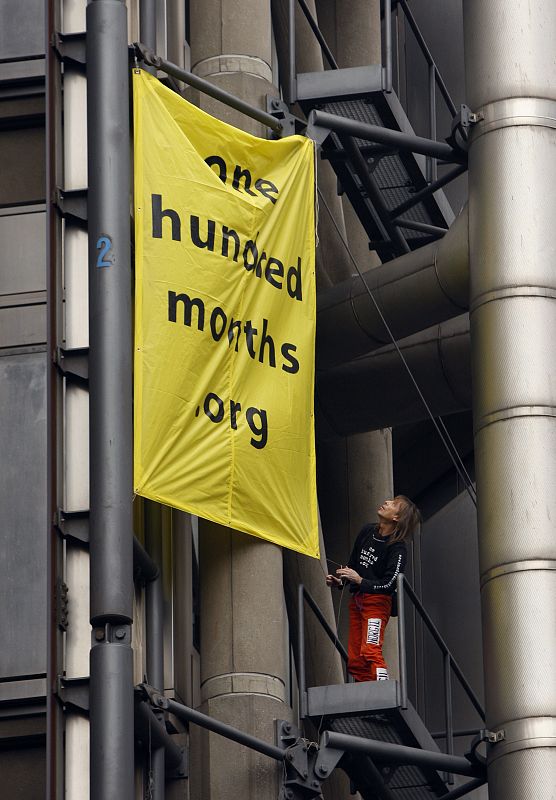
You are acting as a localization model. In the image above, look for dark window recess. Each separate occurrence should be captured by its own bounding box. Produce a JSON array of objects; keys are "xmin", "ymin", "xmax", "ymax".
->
[{"xmin": 0, "ymin": 127, "xmax": 46, "ymax": 206}]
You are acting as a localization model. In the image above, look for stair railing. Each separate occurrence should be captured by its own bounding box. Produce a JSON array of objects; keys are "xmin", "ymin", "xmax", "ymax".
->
[
  {"xmin": 386, "ymin": 0, "xmax": 458, "ymax": 182},
  {"xmin": 396, "ymin": 572, "xmax": 485, "ymax": 772},
  {"xmin": 297, "ymin": 577, "xmax": 485, "ymax": 747},
  {"xmin": 297, "ymin": 583, "xmax": 349, "ymax": 717}
]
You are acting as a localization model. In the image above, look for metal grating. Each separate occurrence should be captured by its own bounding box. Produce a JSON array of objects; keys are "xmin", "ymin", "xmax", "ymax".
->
[
  {"xmin": 328, "ymin": 714, "xmax": 448, "ymax": 799},
  {"xmin": 324, "ymin": 97, "xmax": 439, "ymax": 238}
]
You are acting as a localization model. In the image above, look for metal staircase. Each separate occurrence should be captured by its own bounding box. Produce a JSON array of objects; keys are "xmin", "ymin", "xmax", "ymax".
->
[
  {"xmin": 290, "ymin": 0, "xmax": 467, "ymax": 262},
  {"xmin": 296, "ymin": 579, "xmax": 487, "ymax": 800}
]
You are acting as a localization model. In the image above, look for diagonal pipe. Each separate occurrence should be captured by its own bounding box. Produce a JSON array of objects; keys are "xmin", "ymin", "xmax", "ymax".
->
[
  {"xmin": 317, "ymin": 207, "xmax": 468, "ymax": 368},
  {"xmin": 317, "ymin": 314, "xmax": 471, "ymax": 436}
]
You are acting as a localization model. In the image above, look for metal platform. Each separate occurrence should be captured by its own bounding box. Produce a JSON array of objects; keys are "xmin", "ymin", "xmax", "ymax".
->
[
  {"xmin": 297, "ymin": 66, "xmax": 456, "ymax": 261},
  {"xmin": 307, "ymin": 681, "xmax": 450, "ymax": 799}
]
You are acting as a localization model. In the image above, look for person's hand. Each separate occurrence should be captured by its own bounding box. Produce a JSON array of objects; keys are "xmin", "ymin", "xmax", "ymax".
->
[
  {"xmin": 336, "ymin": 567, "xmax": 362, "ymax": 586},
  {"xmin": 326, "ymin": 574, "xmax": 342, "ymax": 588}
]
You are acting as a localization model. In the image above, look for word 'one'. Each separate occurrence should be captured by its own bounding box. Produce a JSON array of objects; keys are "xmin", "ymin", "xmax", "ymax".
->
[{"xmin": 204, "ymin": 155, "xmax": 279, "ymax": 205}]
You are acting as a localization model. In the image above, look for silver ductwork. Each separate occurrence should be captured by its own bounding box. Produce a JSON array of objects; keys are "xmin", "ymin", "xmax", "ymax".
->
[
  {"xmin": 317, "ymin": 206, "xmax": 468, "ymax": 368},
  {"xmin": 317, "ymin": 314, "xmax": 470, "ymax": 436},
  {"xmin": 464, "ymin": 1, "xmax": 556, "ymax": 797}
]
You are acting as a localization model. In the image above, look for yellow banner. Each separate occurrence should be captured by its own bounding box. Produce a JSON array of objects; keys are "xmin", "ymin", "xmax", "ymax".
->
[{"xmin": 133, "ymin": 70, "xmax": 318, "ymax": 557}]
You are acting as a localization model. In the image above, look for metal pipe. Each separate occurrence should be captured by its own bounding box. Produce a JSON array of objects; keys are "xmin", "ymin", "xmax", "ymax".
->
[
  {"xmin": 390, "ymin": 165, "xmax": 466, "ymax": 218},
  {"xmin": 323, "ymin": 731, "xmax": 482, "ymax": 778},
  {"xmin": 432, "ymin": 728, "xmax": 483, "ymax": 740},
  {"xmin": 443, "ymin": 652, "xmax": 454, "ymax": 783},
  {"xmin": 316, "ymin": 206, "xmax": 468, "ymax": 368},
  {"xmin": 317, "ymin": 315, "xmax": 471, "ymax": 435},
  {"xmin": 164, "ymin": 698, "xmax": 285, "ymax": 762},
  {"xmin": 464, "ymin": 2, "xmax": 556, "ymax": 796},
  {"xmin": 90, "ymin": 631, "xmax": 135, "ymax": 800},
  {"xmin": 396, "ymin": 573, "xmax": 408, "ymax": 709},
  {"xmin": 140, "ymin": 0, "xmax": 156, "ymax": 54},
  {"xmin": 438, "ymin": 778, "xmax": 488, "ymax": 800},
  {"xmin": 87, "ymin": 1, "xmax": 134, "ymax": 798},
  {"xmin": 133, "ymin": 535, "xmax": 160, "ymax": 583},
  {"xmin": 427, "ymin": 62, "xmax": 437, "ymax": 182},
  {"xmin": 145, "ymin": 502, "xmax": 165, "ymax": 800},
  {"xmin": 288, "ymin": 0, "xmax": 296, "ymax": 104},
  {"xmin": 384, "ymin": 0, "xmax": 393, "ymax": 92},
  {"xmin": 135, "ymin": 700, "xmax": 184, "ymax": 771},
  {"xmin": 136, "ymin": 44, "xmax": 283, "ymax": 134},
  {"xmin": 297, "ymin": 0, "xmax": 338, "ymax": 69},
  {"xmin": 301, "ymin": 585, "xmax": 349, "ymax": 662},
  {"xmin": 297, "ymin": 584, "xmax": 307, "ymax": 717},
  {"xmin": 393, "ymin": 218, "xmax": 447, "ymax": 236},
  {"xmin": 309, "ymin": 109, "xmax": 464, "ymax": 162},
  {"xmin": 398, "ymin": 0, "xmax": 457, "ymax": 117},
  {"xmin": 145, "ymin": 504, "xmax": 164, "ymax": 693},
  {"xmin": 344, "ymin": 136, "xmax": 410, "ymax": 254}
]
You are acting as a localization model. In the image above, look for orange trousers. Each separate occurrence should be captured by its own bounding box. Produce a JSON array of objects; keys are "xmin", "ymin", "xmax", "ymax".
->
[{"xmin": 347, "ymin": 592, "xmax": 392, "ymax": 682}]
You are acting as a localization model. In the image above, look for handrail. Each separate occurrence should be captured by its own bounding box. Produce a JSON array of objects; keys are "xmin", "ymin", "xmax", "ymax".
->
[
  {"xmin": 400, "ymin": 575, "xmax": 485, "ymax": 721},
  {"xmin": 297, "ymin": 572, "xmax": 485, "ymax": 771},
  {"xmin": 386, "ymin": 0, "xmax": 458, "ymax": 182},
  {"xmin": 297, "ymin": 584, "xmax": 348, "ymax": 717},
  {"xmin": 397, "ymin": 0, "xmax": 457, "ymax": 116},
  {"xmin": 396, "ymin": 573, "xmax": 484, "ymax": 785}
]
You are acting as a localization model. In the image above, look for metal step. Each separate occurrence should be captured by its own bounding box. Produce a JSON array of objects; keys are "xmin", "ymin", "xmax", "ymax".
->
[
  {"xmin": 297, "ymin": 66, "xmax": 455, "ymax": 261},
  {"xmin": 307, "ymin": 680, "xmax": 449, "ymax": 799}
]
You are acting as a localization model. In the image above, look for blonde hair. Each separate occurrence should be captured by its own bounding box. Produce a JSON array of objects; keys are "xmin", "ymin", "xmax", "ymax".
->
[{"xmin": 389, "ymin": 495, "xmax": 421, "ymax": 545}]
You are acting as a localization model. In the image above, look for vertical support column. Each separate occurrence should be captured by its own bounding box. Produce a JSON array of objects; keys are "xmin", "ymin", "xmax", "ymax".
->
[
  {"xmin": 86, "ymin": 2, "xmax": 134, "ymax": 799},
  {"xmin": 187, "ymin": 4, "xmax": 289, "ymax": 799},
  {"xmin": 464, "ymin": 2, "xmax": 556, "ymax": 797}
]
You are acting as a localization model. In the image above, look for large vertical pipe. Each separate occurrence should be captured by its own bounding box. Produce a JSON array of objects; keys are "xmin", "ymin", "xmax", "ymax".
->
[
  {"xmin": 86, "ymin": 2, "xmax": 134, "ymax": 799},
  {"xmin": 464, "ymin": 2, "xmax": 556, "ymax": 798}
]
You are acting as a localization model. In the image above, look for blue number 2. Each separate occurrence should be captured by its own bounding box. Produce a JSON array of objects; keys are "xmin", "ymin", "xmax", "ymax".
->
[{"xmin": 96, "ymin": 236, "xmax": 113, "ymax": 268}]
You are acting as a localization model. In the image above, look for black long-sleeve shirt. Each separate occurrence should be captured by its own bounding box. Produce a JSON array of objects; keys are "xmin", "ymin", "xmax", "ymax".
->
[{"xmin": 347, "ymin": 524, "xmax": 406, "ymax": 595}]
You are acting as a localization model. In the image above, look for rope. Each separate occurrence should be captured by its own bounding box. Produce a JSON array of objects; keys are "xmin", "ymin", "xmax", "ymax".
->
[{"xmin": 317, "ymin": 187, "xmax": 477, "ymax": 507}]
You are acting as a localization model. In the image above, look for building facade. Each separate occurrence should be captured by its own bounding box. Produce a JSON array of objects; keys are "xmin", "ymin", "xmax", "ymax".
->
[{"xmin": 1, "ymin": 1, "xmax": 554, "ymax": 799}]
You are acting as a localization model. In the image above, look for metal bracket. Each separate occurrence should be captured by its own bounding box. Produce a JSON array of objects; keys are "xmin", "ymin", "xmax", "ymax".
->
[
  {"xmin": 138, "ymin": 682, "xmax": 168, "ymax": 710},
  {"xmin": 446, "ymin": 104, "xmax": 482, "ymax": 156},
  {"xmin": 466, "ymin": 727, "xmax": 504, "ymax": 768},
  {"xmin": 266, "ymin": 97, "xmax": 298, "ymax": 138},
  {"xmin": 305, "ymin": 110, "xmax": 331, "ymax": 148},
  {"xmin": 313, "ymin": 742, "xmax": 344, "ymax": 784},
  {"xmin": 55, "ymin": 509, "xmax": 89, "ymax": 546},
  {"xmin": 55, "ymin": 346, "xmax": 89, "ymax": 384},
  {"xmin": 52, "ymin": 31, "xmax": 86, "ymax": 70},
  {"xmin": 485, "ymin": 728, "xmax": 505, "ymax": 743},
  {"xmin": 276, "ymin": 720, "xmax": 338, "ymax": 800},
  {"xmin": 56, "ymin": 676, "xmax": 89, "ymax": 713},
  {"xmin": 54, "ymin": 187, "xmax": 88, "ymax": 226},
  {"xmin": 56, "ymin": 578, "xmax": 69, "ymax": 632}
]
